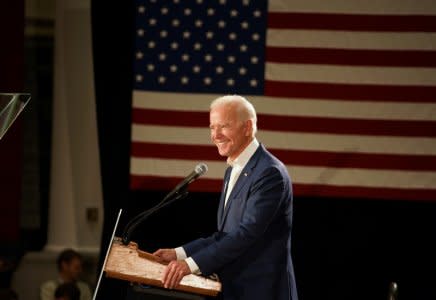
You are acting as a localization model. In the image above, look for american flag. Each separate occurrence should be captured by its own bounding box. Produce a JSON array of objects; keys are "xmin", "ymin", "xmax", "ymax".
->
[{"xmin": 130, "ymin": 0, "xmax": 436, "ymax": 201}]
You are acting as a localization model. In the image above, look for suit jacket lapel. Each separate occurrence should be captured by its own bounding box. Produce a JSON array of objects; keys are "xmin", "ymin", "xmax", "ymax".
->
[
  {"xmin": 217, "ymin": 166, "xmax": 232, "ymax": 230},
  {"xmin": 220, "ymin": 145, "xmax": 264, "ymax": 229}
]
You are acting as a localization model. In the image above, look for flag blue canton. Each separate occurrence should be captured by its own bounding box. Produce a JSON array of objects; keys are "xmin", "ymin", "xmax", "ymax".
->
[{"xmin": 134, "ymin": 0, "xmax": 267, "ymax": 94}]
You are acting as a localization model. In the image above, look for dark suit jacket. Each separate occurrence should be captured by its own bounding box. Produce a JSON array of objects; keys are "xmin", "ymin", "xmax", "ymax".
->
[{"xmin": 183, "ymin": 144, "xmax": 298, "ymax": 300}]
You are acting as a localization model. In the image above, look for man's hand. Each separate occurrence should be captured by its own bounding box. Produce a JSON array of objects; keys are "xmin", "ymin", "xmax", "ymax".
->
[
  {"xmin": 162, "ymin": 260, "xmax": 191, "ymax": 289},
  {"xmin": 153, "ymin": 248, "xmax": 177, "ymax": 264}
]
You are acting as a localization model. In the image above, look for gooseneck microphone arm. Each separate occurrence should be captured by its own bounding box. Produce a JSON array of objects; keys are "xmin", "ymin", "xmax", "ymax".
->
[{"xmin": 121, "ymin": 163, "xmax": 208, "ymax": 245}]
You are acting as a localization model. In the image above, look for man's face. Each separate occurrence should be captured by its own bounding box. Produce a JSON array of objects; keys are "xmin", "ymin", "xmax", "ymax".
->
[
  {"xmin": 209, "ymin": 103, "xmax": 252, "ymax": 161},
  {"xmin": 62, "ymin": 257, "xmax": 83, "ymax": 282}
]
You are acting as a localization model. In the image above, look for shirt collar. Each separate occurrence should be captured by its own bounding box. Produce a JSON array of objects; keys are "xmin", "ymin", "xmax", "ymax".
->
[{"xmin": 227, "ymin": 138, "xmax": 259, "ymax": 169}]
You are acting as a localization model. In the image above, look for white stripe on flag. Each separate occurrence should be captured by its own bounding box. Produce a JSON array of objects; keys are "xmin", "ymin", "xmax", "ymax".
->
[
  {"xmin": 132, "ymin": 91, "xmax": 436, "ymax": 121},
  {"xmin": 130, "ymin": 158, "xmax": 436, "ymax": 189},
  {"xmin": 130, "ymin": 158, "xmax": 227, "ymax": 179},
  {"xmin": 131, "ymin": 124, "xmax": 436, "ymax": 156},
  {"xmin": 267, "ymin": 30, "xmax": 436, "ymax": 51}
]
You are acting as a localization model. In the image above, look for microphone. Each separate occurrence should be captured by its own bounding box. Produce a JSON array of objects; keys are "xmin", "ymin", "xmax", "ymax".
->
[
  {"xmin": 171, "ymin": 163, "xmax": 208, "ymax": 195},
  {"xmin": 121, "ymin": 163, "xmax": 208, "ymax": 245}
]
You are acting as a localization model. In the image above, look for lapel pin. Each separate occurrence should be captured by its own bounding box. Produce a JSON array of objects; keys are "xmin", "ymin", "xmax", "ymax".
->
[{"xmin": 244, "ymin": 172, "xmax": 248, "ymax": 177}]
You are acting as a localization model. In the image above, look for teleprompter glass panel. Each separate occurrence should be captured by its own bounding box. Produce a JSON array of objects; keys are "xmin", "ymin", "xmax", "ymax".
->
[{"xmin": 0, "ymin": 93, "xmax": 31, "ymax": 140}]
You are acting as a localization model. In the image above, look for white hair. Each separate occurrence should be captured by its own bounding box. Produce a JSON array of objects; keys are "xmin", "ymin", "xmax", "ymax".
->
[{"xmin": 210, "ymin": 95, "xmax": 258, "ymax": 137}]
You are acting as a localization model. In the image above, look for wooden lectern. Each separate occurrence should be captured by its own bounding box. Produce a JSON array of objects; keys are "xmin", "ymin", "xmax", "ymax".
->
[{"xmin": 104, "ymin": 237, "xmax": 221, "ymax": 297}]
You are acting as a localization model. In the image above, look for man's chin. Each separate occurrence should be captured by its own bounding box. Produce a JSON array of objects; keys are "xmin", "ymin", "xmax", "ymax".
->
[{"xmin": 217, "ymin": 149, "xmax": 229, "ymax": 157}]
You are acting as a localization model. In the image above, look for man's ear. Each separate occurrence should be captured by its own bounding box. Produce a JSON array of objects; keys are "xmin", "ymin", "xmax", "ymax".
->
[{"xmin": 245, "ymin": 119, "xmax": 253, "ymax": 137}]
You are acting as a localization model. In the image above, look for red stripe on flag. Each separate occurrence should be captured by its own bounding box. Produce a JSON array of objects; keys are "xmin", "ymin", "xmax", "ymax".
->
[
  {"xmin": 266, "ymin": 47, "xmax": 436, "ymax": 67},
  {"xmin": 264, "ymin": 81, "xmax": 436, "ymax": 102},
  {"xmin": 130, "ymin": 175, "xmax": 436, "ymax": 201},
  {"xmin": 132, "ymin": 108, "xmax": 436, "ymax": 137},
  {"xmin": 267, "ymin": 12, "xmax": 436, "ymax": 32},
  {"xmin": 294, "ymin": 183, "xmax": 436, "ymax": 201},
  {"xmin": 131, "ymin": 142, "xmax": 436, "ymax": 171},
  {"xmin": 130, "ymin": 175, "xmax": 222, "ymax": 193},
  {"xmin": 259, "ymin": 114, "xmax": 436, "ymax": 137},
  {"xmin": 131, "ymin": 143, "xmax": 219, "ymax": 160},
  {"xmin": 272, "ymin": 149, "xmax": 436, "ymax": 171},
  {"xmin": 132, "ymin": 108, "xmax": 208, "ymax": 127}
]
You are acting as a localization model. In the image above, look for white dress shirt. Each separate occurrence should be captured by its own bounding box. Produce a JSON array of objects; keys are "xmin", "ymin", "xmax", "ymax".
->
[
  {"xmin": 224, "ymin": 138, "xmax": 259, "ymax": 207},
  {"xmin": 176, "ymin": 138, "xmax": 260, "ymax": 274}
]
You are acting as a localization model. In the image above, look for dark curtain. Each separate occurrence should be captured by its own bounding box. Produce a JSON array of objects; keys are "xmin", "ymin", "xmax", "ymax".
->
[
  {"xmin": 0, "ymin": 0, "xmax": 24, "ymax": 290},
  {"xmin": 90, "ymin": 2, "xmax": 436, "ymax": 299},
  {"xmin": 0, "ymin": 0, "xmax": 24, "ymax": 243},
  {"xmin": 91, "ymin": 0, "xmax": 135, "ymax": 298}
]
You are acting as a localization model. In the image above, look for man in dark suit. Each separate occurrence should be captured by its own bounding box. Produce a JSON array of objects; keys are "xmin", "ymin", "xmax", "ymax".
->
[{"xmin": 154, "ymin": 95, "xmax": 298, "ymax": 300}]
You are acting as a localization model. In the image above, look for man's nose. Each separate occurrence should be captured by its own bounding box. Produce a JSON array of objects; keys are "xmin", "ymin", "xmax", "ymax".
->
[{"xmin": 212, "ymin": 129, "xmax": 222, "ymax": 139}]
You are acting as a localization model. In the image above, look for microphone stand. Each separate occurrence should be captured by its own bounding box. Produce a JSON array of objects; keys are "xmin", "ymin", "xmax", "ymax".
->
[{"xmin": 121, "ymin": 189, "xmax": 190, "ymax": 245}]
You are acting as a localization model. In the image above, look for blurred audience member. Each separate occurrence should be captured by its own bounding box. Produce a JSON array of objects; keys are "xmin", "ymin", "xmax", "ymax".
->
[
  {"xmin": 54, "ymin": 282, "xmax": 80, "ymax": 300},
  {"xmin": 40, "ymin": 249, "xmax": 91, "ymax": 300}
]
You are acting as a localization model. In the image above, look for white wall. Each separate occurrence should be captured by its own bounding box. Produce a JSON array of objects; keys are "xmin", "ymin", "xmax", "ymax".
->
[{"xmin": 13, "ymin": 0, "xmax": 103, "ymax": 298}]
